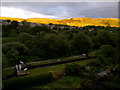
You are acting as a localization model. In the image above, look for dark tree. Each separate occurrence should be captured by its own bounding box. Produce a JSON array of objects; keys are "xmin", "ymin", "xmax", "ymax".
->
[
  {"xmin": 2, "ymin": 42, "xmax": 29, "ymax": 65},
  {"xmin": 11, "ymin": 20, "xmax": 19, "ymax": 29},
  {"xmin": 72, "ymin": 32, "xmax": 92, "ymax": 57}
]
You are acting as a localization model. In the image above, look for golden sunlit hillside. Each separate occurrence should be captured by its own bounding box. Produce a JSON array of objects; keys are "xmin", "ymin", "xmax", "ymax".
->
[{"xmin": 0, "ymin": 16, "xmax": 119, "ymax": 27}]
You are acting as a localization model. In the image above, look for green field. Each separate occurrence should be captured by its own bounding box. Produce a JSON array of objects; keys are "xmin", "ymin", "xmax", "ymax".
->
[
  {"xmin": 28, "ymin": 76, "xmax": 83, "ymax": 89},
  {"xmin": 3, "ymin": 58, "xmax": 96, "ymax": 90}
]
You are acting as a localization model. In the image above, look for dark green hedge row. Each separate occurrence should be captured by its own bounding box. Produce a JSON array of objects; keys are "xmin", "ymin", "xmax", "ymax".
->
[{"xmin": 2, "ymin": 73, "xmax": 54, "ymax": 90}]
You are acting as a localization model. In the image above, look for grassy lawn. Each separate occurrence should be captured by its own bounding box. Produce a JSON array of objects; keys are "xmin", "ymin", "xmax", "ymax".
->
[
  {"xmin": 101, "ymin": 81, "xmax": 120, "ymax": 88},
  {"xmin": 28, "ymin": 76, "xmax": 83, "ymax": 89},
  {"xmin": 27, "ymin": 51, "xmax": 96, "ymax": 66},
  {"xmin": 2, "ymin": 68, "xmax": 16, "ymax": 80},
  {"xmin": 3, "ymin": 52, "xmax": 96, "ymax": 80},
  {"xmin": 4, "ymin": 51, "xmax": 96, "ymax": 69},
  {"xmin": 3, "ymin": 58, "xmax": 96, "ymax": 90},
  {"xmin": 29, "ymin": 58, "xmax": 95, "ymax": 76}
]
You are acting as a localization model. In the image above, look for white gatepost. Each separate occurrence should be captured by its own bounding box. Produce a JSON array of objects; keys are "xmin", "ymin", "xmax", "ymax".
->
[
  {"xmin": 15, "ymin": 65, "xmax": 18, "ymax": 71},
  {"xmin": 58, "ymin": 58, "xmax": 60, "ymax": 62},
  {"xmin": 19, "ymin": 64, "xmax": 22, "ymax": 71}
]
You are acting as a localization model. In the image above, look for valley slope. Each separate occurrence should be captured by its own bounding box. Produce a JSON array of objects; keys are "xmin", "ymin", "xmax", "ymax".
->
[{"xmin": 0, "ymin": 16, "xmax": 119, "ymax": 27}]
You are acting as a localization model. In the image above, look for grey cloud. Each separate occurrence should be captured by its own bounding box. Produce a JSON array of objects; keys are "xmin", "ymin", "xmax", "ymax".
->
[{"xmin": 2, "ymin": 2, "xmax": 119, "ymax": 18}]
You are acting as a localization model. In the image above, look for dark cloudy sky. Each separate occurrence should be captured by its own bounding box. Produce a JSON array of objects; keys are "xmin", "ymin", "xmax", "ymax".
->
[{"xmin": 1, "ymin": 1, "xmax": 119, "ymax": 19}]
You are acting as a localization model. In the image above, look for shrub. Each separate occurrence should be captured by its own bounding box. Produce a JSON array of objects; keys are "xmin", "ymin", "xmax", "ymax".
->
[
  {"xmin": 2, "ymin": 54, "xmax": 8, "ymax": 68},
  {"xmin": 2, "ymin": 37, "xmax": 18, "ymax": 44},
  {"xmin": 18, "ymin": 33, "xmax": 33, "ymax": 44},
  {"xmin": 64, "ymin": 63, "xmax": 84, "ymax": 76},
  {"xmin": 2, "ymin": 73, "xmax": 54, "ymax": 90},
  {"xmin": 49, "ymin": 71, "xmax": 56, "ymax": 80},
  {"xmin": 96, "ymin": 45, "xmax": 115, "ymax": 65},
  {"xmin": 112, "ymin": 65, "xmax": 120, "ymax": 76},
  {"xmin": 97, "ymin": 45, "xmax": 115, "ymax": 58},
  {"xmin": 2, "ymin": 42, "xmax": 29, "ymax": 65},
  {"xmin": 80, "ymin": 79, "xmax": 97, "ymax": 89},
  {"xmin": 87, "ymin": 59, "xmax": 101, "ymax": 67}
]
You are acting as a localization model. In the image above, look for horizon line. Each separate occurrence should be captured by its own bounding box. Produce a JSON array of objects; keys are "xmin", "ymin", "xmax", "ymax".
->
[{"xmin": 0, "ymin": 16, "xmax": 119, "ymax": 20}]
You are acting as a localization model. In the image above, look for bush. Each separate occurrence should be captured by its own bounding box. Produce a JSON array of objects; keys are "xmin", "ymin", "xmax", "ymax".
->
[
  {"xmin": 2, "ymin": 73, "xmax": 54, "ymax": 90},
  {"xmin": 80, "ymin": 79, "xmax": 97, "ymax": 89},
  {"xmin": 2, "ymin": 54, "xmax": 8, "ymax": 68},
  {"xmin": 87, "ymin": 59, "xmax": 101, "ymax": 67},
  {"xmin": 64, "ymin": 63, "xmax": 84, "ymax": 76},
  {"xmin": 2, "ymin": 37, "xmax": 18, "ymax": 44},
  {"xmin": 97, "ymin": 45, "xmax": 115, "ymax": 58},
  {"xmin": 110, "ymin": 65, "xmax": 120, "ymax": 76},
  {"xmin": 83, "ymin": 66, "xmax": 97, "ymax": 80},
  {"xmin": 96, "ymin": 45, "xmax": 115, "ymax": 65},
  {"xmin": 2, "ymin": 42, "xmax": 30, "ymax": 65},
  {"xmin": 18, "ymin": 33, "xmax": 33, "ymax": 44}
]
